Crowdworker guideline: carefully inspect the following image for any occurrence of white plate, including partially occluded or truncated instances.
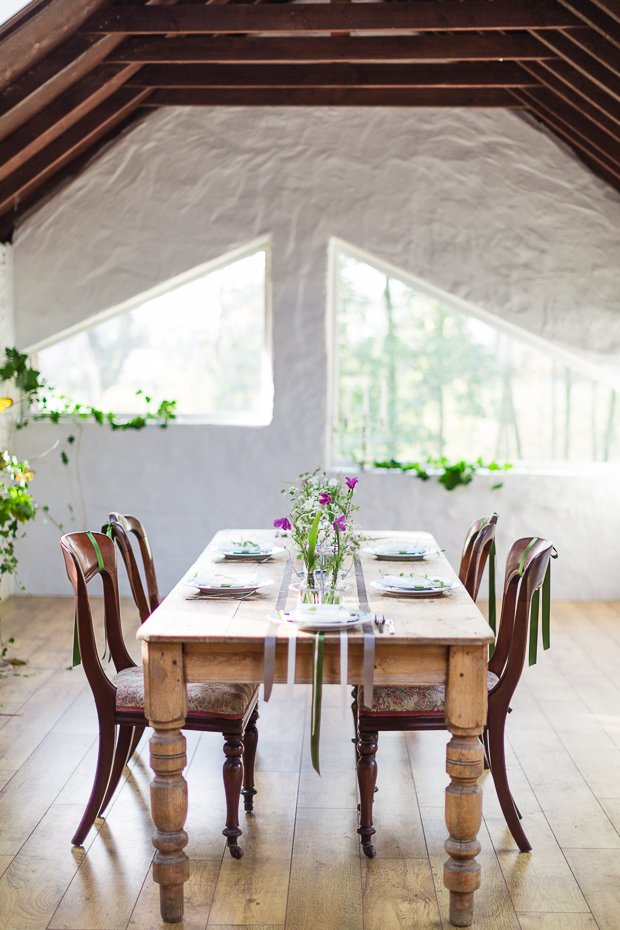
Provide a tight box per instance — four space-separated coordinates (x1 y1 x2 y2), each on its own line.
220 545 285 560
184 574 274 594
370 577 459 598
364 545 437 561
267 609 370 631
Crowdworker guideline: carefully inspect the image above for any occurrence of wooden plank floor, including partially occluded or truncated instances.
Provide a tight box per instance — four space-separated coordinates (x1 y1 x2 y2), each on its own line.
0 596 619 929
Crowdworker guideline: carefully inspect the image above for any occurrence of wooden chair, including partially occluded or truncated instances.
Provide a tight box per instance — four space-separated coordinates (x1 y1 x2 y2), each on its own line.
355 536 554 858
459 513 498 600
107 512 159 622
61 531 260 857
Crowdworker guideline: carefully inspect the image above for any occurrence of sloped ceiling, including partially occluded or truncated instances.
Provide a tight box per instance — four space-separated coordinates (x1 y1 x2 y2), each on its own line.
1 0 620 241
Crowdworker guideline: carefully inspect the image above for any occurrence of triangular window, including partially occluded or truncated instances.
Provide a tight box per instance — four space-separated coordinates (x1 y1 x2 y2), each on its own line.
328 239 620 465
32 240 272 426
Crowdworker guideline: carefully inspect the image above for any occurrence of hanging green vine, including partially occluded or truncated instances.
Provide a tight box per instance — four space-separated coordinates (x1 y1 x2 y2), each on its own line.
367 456 512 491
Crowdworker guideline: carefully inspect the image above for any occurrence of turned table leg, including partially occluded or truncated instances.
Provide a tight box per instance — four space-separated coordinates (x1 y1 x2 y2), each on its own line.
443 645 487 928
143 642 190 923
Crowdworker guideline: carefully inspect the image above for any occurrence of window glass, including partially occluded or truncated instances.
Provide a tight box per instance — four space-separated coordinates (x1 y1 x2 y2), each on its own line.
333 248 618 464
36 247 271 425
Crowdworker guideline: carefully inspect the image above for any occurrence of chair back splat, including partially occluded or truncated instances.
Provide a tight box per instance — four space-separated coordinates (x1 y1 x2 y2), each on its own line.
459 513 498 602
61 532 135 698
107 512 160 622
489 536 554 705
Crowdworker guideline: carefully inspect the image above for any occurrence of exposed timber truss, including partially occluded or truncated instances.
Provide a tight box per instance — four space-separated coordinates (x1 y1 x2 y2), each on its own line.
1 0 620 239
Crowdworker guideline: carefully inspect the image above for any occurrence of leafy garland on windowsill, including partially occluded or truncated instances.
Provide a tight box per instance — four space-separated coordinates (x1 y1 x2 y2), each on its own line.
0 347 177 671
363 456 513 491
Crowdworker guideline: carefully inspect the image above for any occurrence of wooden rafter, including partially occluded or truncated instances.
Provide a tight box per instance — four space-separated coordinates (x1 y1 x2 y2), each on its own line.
109 34 553 64
143 87 522 106
557 0 620 46
522 60 620 136
0 87 151 218
587 0 620 25
0 107 148 242
0 64 141 183
0 0 619 241
0 0 114 92
534 58 620 124
562 24 620 76
79 1 584 34
512 87 620 182
127 62 538 89
532 29 620 100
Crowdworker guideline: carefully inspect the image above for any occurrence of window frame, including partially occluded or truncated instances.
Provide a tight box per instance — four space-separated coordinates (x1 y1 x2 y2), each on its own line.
26 237 274 427
325 236 620 469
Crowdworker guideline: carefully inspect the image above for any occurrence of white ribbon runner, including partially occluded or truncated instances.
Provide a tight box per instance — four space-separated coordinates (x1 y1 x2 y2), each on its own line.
340 630 348 718
287 625 297 703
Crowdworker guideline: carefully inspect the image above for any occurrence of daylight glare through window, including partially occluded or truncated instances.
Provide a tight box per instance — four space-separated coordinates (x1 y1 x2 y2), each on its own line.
35 243 272 426
330 242 620 467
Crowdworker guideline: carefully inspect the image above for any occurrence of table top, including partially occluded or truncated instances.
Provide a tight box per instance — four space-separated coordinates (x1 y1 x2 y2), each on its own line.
137 529 494 647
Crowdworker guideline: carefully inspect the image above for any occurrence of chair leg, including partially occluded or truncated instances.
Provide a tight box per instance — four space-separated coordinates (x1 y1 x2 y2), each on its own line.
488 720 531 852
72 717 117 846
222 731 244 859
241 707 259 813
351 687 359 762
482 727 490 771
357 728 378 859
128 725 145 761
98 725 135 818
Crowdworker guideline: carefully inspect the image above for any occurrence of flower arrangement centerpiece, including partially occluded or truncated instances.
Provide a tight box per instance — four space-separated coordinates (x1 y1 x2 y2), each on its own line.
274 470 363 603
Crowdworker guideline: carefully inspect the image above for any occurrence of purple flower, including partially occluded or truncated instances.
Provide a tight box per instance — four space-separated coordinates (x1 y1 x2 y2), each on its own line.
273 517 292 531
345 477 359 490
319 492 332 506
333 515 346 532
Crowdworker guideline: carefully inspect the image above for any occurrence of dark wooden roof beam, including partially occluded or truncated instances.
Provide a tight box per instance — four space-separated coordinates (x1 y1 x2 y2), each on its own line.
587 0 620 26
557 0 620 46
0 0 116 92
80 1 584 35
0 86 150 217
520 62 620 139
533 29 620 100
0 64 141 183
0 34 125 143
560 25 620 76
128 62 538 88
524 59 620 130
513 87 620 177
144 87 524 106
110 34 554 64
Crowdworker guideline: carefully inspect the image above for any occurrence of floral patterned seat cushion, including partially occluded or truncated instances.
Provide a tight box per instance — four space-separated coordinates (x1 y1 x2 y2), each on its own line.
359 671 499 716
112 666 258 720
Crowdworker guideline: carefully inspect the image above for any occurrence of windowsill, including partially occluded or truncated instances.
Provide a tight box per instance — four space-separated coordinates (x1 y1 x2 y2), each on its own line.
330 461 620 479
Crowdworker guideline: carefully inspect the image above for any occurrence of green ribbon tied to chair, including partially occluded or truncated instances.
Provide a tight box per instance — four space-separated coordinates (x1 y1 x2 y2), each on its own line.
72 531 111 668
488 538 497 654
516 537 558 667
310 631 325 775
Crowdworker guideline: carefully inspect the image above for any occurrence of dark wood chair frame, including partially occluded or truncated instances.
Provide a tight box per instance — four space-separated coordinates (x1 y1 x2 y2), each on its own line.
356 535 554 858
107 512 160 622
61 531 259 856
351 515 498 760
459 513 498 601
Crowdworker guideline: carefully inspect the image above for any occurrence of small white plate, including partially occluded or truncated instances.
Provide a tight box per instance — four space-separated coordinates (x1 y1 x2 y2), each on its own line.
219 545 285 560
184 574 274 595
370 577 459 598
363 545 437 561
267 609 370 631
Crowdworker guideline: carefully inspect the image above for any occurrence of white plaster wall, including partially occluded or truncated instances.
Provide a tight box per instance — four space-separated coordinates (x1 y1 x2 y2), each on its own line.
9 106 620 598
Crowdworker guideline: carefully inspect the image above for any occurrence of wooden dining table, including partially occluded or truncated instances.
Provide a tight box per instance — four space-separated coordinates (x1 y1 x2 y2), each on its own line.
137 528 494 928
